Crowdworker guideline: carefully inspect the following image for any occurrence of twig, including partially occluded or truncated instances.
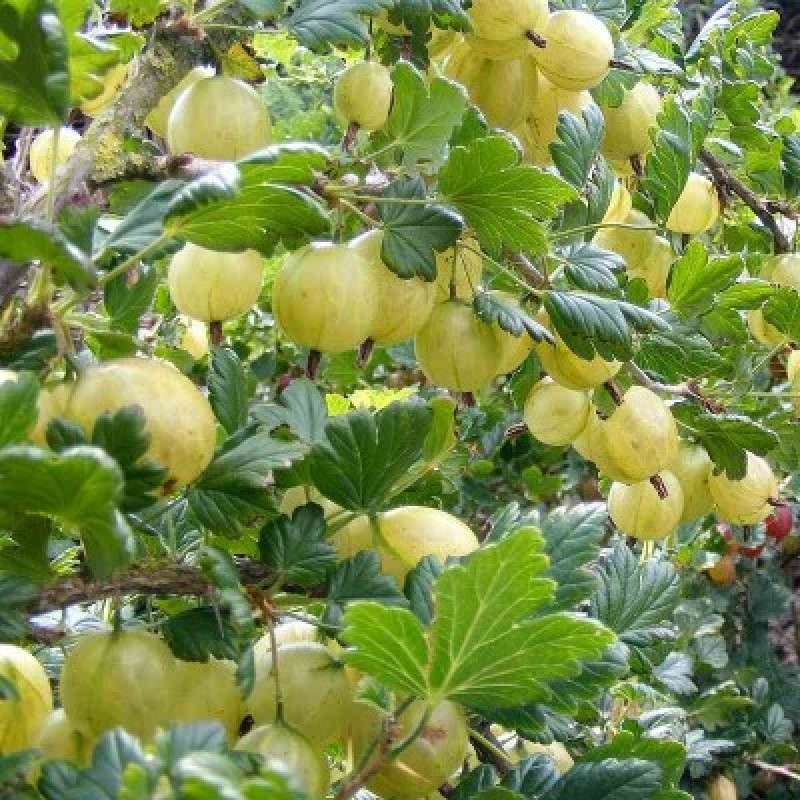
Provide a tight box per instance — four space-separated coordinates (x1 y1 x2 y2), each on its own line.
28 558 274 616
469 726 513 776
749 759 800 783
625 363 724 413
700 147 792 254
508 251 548 290
334 719 397 800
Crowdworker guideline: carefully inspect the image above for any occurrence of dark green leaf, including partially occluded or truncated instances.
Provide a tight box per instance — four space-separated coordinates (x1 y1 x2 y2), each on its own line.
286 0 390 50
369 62 467 166
0 219 94 289
188 432 307 534
550 758 664 800
473 292 552 343
324 550 409 627
162 608 240 662
641 97 692 221
543 291 668 361
551 104 605 189
404 555 444 625
101 180 184 255
590 543 680 649
309 402 433 512
258 503 337 587
653 651 696 694
557 243 624 293
440 136 577 256
378 177 462 280
91 406 167 511
0 0 69 125
0 372 38 448
208 348 249 435
581 731 686 786
541 503 606 612
165 146 331 255
503 755 562 795
635 331 725 382
0 575 39 640
670 404 778 479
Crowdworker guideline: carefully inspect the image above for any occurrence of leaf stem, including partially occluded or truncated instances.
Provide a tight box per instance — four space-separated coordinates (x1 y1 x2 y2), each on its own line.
551 222 661 240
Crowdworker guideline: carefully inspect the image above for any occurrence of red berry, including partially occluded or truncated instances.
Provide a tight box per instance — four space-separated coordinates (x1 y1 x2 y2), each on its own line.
739 542 765 559
765 504 793 541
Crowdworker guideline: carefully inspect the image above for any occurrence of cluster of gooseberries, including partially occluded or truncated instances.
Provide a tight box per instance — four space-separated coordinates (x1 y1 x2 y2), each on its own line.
1 619 494 799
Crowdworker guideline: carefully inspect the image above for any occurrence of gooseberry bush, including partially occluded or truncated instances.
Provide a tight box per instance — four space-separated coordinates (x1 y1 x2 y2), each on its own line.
1 0 800 798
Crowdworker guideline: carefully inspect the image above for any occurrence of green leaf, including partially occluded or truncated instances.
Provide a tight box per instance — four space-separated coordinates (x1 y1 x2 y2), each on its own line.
550 759 664 800
188 433 307 534
503 755 562 795
641 97 692 221
324 550 409 627
590 543 680 649
103 265 157 334
254 379 328 445
551 104 605 189
91 407 167 511
343 529 614 709
549 0 626 23
370 63 467 166
440 136 577 256
582 732 686 786
670 404 778 480
541 503 606 612
165 146 331 256
258 503 337 587
0 575 39 640
161 608 239 662
0 0 69 125
667 243 742 318
309 402 433 512
378 177 462 280
389 0 471 31
101 180 184 255
0 219 94 289
285 0 390 50
422 396 458 464
44 729 148 800
557 243 624 293
473 292 552 343
109 0 165 26
0 372 38 447
543 291 668 361
404 555 444 625
208 348 249 436
0 445 134 578
635 331 725 382
653 651 696 694
592 70 638 109
762 287 800 341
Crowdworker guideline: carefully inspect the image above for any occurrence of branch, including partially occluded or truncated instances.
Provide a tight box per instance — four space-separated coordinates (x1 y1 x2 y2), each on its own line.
508 251 548 290
749 759 800 783
699 147 792 254
28 558 273 616
625 363 725 413
334 719 397 800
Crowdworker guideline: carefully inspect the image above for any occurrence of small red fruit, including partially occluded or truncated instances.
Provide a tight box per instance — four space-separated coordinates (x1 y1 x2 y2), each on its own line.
739 542 765 559
765 504 793 541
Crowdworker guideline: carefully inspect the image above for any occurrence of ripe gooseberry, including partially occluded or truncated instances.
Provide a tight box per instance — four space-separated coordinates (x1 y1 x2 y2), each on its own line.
333 62 393 131
607 471 684 540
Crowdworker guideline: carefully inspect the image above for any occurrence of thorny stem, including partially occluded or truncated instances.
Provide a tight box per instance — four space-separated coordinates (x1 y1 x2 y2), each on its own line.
700 146 792 254
469 727 513 775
